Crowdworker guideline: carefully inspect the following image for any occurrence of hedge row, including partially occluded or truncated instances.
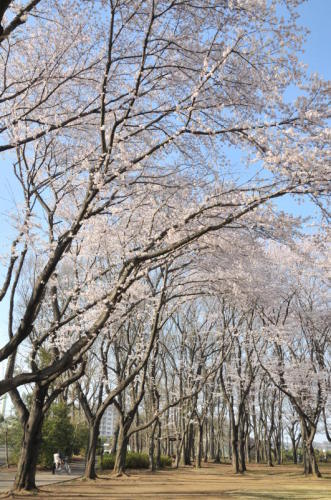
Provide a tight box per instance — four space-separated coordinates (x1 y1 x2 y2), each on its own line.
100 452 172 470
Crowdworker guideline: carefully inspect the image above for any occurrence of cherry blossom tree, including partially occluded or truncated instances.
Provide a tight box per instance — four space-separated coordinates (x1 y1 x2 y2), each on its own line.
1 0 329 383
255 239 330 477
0 1 329 492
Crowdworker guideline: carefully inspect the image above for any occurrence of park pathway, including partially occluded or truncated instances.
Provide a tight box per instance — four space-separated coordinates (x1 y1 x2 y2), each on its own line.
0 460 84 492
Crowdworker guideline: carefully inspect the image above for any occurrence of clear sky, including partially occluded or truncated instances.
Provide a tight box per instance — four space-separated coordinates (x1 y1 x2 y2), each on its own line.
0 0 330 407
299 0 331 79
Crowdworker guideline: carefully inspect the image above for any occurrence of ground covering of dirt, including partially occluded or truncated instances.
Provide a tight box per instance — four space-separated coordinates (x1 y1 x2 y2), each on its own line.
4 463 331 499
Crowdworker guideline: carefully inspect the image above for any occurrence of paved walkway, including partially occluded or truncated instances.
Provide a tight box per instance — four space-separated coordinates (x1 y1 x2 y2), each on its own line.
0 447 7 467
0 461 84 491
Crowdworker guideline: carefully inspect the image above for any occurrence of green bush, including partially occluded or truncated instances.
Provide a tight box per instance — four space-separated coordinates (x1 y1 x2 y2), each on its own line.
159 455 172 468
100 451 149 470
101 453 115 469
126 451 149 469
100 452 172 470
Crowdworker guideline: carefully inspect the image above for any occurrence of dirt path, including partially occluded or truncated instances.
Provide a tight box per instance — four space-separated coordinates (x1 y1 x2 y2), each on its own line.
2 463 330 499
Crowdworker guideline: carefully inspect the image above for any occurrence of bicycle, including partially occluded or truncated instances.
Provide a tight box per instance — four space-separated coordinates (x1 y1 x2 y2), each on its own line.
62 457 71 474
54 457 71 474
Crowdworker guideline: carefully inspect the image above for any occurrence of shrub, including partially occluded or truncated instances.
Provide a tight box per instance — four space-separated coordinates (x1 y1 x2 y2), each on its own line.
99 451 172 470
100 453 115 470
100 451 149 470
159 455 172 468
126 451 149 469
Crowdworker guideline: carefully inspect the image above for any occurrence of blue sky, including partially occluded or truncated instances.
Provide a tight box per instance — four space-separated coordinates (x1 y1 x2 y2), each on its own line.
299 0 331 79
0 0 330 388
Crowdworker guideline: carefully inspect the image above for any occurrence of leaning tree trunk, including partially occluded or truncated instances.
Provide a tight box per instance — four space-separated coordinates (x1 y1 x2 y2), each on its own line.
14 387 46 491
84 418 101 480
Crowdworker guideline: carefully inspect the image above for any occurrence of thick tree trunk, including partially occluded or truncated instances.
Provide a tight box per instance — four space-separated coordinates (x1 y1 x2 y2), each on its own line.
204 419 208 463
149 421 157 471
195 423 203 468
255 439 261 464
228 409 232 462
110 422 120 455
14 387 46 491
232 423 240 473
300 420 321 477
302 442 311 474
210 412 215 460
175 435 183 468
188 421 194 463
84 418 100 479
156 419 162 469
290 435 298 464
113 423 130 475
274 431 281 465
239 424 246 472
252 403 260 463
307 441 321 478
267 436 274 467
135 412 141 453
182 422 193 465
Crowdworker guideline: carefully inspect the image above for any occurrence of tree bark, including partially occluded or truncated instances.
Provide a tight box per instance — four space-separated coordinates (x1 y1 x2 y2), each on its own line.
232 422 240 473
239 422 246 472
110 422 120 455
300 420 321 477
14 388 46 491
149 420 158 471
307 441 321 478
156 419 162 468
113 421 130 475
182 422 193 465
210 410 215 460
290 434 298 464
266 436 274 467
195 423 203 468
84 418 100 479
